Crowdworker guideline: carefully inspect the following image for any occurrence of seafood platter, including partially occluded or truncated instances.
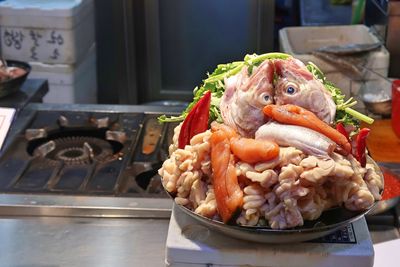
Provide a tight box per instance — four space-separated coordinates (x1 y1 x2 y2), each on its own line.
157 52 384 247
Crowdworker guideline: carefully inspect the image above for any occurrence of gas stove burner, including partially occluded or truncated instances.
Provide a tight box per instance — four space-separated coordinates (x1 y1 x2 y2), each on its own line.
55 144 93 165
33 136 115 165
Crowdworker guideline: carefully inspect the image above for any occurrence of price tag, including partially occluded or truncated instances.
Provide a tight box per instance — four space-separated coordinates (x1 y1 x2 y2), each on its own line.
0 107 16 150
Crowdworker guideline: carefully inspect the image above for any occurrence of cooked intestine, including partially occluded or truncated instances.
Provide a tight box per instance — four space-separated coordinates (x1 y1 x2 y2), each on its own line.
194 185 218 218
264 198 304 229
236 162 278 189
236 184 267 226
159 130 212 208
253 147 304 171
188 179 207 209
324 155 376 211
169 122 182 155
159 124 383 229
344 156 375 210
364 163 383 201
298 153 358 186
297 185 330 220
275 164 308 199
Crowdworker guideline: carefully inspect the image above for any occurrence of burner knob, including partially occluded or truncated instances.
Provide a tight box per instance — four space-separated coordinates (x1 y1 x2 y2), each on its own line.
25 129 47 140
106 130 127 143
58 116 69 127
94 117 110 128
33 141 56 157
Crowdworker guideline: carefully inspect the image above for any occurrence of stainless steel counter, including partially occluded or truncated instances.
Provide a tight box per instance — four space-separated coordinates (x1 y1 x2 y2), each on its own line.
0 216 169 267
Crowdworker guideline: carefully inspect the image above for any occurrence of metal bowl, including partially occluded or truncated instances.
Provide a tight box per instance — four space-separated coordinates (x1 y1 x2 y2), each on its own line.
360 79 392 116
163 156 383 243
363 99 392 116
368 197 399 215
368 163 400 215
0 60 31 98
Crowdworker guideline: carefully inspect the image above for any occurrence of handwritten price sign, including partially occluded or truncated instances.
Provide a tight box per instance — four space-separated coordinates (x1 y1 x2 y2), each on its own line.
1 27 72 63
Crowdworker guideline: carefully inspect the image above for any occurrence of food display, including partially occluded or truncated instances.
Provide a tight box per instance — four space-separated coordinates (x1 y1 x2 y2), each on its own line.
158 53 383 230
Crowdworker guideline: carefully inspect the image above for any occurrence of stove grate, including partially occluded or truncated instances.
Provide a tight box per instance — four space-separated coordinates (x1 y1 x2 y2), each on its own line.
0 110 174 197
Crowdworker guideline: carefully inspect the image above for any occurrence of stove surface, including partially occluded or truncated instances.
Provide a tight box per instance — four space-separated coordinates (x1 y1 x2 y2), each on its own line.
0 103 180 197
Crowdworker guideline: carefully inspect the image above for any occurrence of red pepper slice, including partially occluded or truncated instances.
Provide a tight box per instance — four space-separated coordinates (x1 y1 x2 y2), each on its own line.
190 91 212 138
178 91 211 149
178 113 194 149
355 128 370 167
336 122 350 142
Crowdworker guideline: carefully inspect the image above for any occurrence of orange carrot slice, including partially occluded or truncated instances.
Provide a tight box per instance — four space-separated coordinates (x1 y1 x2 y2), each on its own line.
231 137 279 164
263 104 351 154
211 121 238 139
211 128 243 224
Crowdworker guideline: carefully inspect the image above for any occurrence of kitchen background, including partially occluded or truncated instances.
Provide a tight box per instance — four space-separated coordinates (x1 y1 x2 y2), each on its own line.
0 1 399 266
0 0 398 107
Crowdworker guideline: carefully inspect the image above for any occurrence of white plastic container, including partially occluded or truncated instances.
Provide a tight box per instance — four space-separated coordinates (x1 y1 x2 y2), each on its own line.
0 0 94 64
279 25 390 110
28 44 97 104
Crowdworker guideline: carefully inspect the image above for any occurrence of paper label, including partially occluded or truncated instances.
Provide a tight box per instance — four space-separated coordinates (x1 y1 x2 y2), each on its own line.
0 107 16 150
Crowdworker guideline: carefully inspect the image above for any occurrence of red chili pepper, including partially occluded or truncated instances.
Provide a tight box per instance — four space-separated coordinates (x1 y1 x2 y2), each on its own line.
336 122 350 142
178 91 211 149
355 128 370 167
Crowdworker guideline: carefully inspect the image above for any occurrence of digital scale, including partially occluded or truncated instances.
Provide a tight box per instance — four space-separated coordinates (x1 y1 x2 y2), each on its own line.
165 204 374 267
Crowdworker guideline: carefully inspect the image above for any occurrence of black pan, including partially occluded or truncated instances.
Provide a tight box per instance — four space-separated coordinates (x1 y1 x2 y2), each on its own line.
0 60 31 98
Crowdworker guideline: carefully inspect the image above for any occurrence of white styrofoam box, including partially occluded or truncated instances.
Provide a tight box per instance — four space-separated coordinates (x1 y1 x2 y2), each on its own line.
0 0 94 64
279 25 390 110
28 44 97 104
374 239 400 267
166 204 374 267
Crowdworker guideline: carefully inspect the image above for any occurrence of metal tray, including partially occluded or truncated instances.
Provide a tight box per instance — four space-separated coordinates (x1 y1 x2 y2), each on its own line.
163 156 383 243
368 162 400 215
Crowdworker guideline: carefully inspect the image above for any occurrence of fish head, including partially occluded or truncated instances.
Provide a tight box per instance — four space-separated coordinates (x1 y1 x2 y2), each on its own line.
241 59 275 109
220 60 275 137
274 58 336 124
274 58 314 104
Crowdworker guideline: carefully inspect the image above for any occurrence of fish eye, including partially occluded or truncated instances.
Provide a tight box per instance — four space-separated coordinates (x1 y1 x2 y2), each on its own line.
260 93 272 104
286 86 296 95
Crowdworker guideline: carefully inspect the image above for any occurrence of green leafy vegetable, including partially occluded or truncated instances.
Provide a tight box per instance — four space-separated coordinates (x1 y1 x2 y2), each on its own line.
158 52 292 123
306 62 374 126
158 53 374 131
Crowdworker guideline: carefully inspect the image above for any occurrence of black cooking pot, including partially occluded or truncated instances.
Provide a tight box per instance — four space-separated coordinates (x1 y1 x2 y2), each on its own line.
0 60 31 98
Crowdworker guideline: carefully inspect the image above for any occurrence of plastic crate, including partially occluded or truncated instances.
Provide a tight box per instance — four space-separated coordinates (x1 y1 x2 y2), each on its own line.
279 25 390 110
